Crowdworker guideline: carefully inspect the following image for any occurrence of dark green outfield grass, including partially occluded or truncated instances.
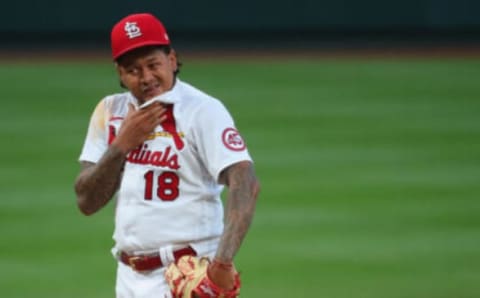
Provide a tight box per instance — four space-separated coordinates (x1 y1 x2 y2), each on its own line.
0 55 479 297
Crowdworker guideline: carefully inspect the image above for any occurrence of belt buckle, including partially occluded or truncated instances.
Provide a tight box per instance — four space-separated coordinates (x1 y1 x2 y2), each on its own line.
128 256 143 271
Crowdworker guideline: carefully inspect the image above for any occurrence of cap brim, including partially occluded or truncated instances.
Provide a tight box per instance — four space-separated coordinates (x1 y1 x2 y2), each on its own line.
113 40 170 60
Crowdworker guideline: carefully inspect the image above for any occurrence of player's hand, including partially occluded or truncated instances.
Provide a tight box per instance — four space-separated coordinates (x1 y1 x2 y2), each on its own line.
112 102 167 154
207 259 238 290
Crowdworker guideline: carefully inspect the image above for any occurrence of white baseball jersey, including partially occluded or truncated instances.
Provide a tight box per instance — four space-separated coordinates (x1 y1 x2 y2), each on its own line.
79 79 252 255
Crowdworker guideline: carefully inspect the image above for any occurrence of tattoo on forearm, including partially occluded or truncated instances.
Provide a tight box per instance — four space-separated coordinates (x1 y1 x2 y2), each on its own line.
75 145 126 214
216 162 259 262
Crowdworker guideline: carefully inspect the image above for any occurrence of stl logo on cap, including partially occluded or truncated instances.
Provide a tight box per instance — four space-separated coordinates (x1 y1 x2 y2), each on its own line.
124 22 142 39
111 13 171 60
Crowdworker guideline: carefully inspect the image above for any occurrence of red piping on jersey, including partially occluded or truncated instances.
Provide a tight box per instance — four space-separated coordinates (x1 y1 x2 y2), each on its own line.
107 107 184 150
108 125 116 145
161 105 184 150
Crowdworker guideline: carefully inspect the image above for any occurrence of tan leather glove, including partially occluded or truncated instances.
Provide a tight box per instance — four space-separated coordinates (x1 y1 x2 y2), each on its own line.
165 255 241 298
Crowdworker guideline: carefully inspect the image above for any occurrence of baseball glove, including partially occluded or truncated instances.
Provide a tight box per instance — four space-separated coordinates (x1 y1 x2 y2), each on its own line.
165 255 241 298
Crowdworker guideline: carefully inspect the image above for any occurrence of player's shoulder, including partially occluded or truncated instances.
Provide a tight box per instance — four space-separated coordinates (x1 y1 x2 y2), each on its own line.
101 92 132 115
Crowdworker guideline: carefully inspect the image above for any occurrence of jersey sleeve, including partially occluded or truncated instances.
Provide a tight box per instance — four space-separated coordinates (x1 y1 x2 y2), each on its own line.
78 99 109 163
191 99 252 182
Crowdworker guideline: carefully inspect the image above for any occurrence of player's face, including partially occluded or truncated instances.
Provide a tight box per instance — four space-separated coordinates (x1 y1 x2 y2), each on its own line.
116 48 178 103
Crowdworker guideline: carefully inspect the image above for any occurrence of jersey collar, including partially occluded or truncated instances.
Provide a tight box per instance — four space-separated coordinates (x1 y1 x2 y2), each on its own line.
130 78 182 108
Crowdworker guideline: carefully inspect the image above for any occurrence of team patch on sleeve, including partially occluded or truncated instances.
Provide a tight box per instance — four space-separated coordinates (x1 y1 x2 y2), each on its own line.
222 127 246 151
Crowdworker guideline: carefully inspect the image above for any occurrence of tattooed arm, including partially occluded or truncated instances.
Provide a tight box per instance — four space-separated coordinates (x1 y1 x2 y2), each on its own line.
74 145 126 215
207 160 260 288
74 102 167 216
216 160 260 262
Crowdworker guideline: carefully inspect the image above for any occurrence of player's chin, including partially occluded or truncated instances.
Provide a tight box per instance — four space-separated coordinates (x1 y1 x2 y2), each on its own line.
142 88 164 101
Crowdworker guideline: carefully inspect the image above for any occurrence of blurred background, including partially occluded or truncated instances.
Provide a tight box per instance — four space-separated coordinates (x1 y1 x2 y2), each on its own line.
2 0 480 54
1 1 479 298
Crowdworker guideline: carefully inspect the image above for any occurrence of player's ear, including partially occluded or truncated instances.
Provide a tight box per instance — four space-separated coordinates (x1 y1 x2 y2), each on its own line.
115 63 127 89
169 49 178 72
115 62 122 76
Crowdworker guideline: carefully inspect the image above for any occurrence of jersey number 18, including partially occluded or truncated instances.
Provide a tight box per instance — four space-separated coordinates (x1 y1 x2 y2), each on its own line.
143 171 179 201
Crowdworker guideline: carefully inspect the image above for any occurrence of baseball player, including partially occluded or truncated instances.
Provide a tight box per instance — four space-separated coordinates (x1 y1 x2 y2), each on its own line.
74 13 260 298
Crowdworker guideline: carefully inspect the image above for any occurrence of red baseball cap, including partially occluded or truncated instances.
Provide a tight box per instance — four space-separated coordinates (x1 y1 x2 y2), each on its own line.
111 13 170 60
